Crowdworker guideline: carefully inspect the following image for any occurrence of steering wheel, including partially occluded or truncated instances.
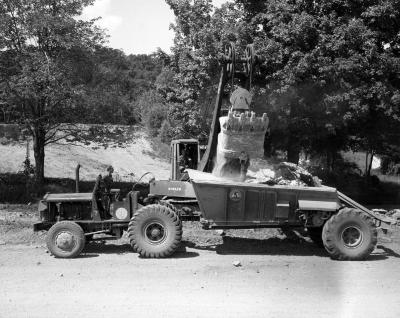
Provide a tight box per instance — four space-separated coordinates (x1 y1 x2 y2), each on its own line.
132 172 156 191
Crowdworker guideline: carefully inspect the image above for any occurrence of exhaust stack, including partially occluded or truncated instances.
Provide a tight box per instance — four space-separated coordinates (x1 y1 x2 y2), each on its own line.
75 163 81 193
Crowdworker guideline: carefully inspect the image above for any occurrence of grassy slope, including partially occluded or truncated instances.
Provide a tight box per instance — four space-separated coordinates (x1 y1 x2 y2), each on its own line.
0 128 170 181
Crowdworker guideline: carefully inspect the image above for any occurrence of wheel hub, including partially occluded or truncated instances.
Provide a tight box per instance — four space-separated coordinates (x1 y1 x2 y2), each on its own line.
55 231 76 251
341 226 363 248
144 222 166 244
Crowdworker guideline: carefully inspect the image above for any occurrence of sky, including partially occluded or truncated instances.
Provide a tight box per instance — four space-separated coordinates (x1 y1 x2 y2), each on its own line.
81 0 231 55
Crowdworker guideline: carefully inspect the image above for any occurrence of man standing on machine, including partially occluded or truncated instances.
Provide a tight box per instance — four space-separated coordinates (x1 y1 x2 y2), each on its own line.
230 74 253 112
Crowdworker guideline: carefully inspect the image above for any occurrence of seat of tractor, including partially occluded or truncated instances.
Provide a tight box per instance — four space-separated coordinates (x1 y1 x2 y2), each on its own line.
44 192 93 202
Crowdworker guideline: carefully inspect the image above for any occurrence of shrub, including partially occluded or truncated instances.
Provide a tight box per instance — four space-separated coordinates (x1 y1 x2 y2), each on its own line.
135 90 168 136
0 173 32 203
159 120 173 143
143 104 167 136
0 173 137 204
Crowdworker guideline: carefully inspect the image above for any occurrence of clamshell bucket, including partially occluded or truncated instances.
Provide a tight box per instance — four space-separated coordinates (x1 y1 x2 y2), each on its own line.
213 111 269 179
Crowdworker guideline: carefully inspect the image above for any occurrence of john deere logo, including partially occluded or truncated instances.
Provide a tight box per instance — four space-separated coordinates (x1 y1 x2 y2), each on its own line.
229 189 242 201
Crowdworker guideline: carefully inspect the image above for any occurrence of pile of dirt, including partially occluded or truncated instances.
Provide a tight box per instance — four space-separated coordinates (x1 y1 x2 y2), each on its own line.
385 209 400 220
0 204 45 245
246 161 322 187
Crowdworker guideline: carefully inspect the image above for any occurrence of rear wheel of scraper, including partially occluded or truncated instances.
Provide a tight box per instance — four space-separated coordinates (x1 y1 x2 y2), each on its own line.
322 208 377 260
307 227 324 248
46 221 86 258
128 204 182 258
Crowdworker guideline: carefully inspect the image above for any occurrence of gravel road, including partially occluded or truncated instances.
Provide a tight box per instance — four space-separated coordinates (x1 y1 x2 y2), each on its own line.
1 239 400 318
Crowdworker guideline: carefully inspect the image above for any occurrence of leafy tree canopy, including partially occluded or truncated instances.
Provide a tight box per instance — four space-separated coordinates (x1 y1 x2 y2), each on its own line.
0 0 105 184
164 0 400 173
0 0 163 184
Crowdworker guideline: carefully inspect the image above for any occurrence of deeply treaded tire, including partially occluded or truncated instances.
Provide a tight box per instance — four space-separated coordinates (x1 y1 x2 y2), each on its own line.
307 227 324 248
128 204 182 258
46 221 86 258
322 208 377 260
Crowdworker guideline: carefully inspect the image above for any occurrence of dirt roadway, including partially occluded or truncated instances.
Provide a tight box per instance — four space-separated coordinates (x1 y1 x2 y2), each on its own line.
1 240 400 318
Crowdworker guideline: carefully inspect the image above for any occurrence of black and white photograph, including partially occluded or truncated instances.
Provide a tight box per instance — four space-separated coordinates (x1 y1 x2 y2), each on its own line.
1 0 400 317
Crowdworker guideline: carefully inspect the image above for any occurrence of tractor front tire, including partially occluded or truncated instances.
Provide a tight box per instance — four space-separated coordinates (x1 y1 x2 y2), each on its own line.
322 208 377 260
128 204 182 258
46 221 86 258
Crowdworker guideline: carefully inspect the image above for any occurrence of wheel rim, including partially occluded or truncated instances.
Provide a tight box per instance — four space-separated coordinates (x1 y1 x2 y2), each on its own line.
341 226 363 248
144 222 166 244
55 231 76 252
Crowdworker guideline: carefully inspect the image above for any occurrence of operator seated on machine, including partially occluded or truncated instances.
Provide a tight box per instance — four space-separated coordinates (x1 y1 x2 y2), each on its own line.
178 146 194 181
230 74 253 112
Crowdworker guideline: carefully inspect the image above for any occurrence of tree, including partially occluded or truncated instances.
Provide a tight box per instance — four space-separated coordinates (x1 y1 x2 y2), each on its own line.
240 0 400 169
136 89 168 136
78 49 162 125
163 0 247 141
165 0 400 170
0 0 105 185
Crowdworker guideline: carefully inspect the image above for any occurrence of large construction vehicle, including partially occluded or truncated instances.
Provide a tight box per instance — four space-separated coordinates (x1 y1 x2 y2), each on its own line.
34 44 399 260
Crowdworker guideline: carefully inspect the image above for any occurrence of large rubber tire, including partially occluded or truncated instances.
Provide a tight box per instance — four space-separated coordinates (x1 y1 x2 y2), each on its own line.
307 227 324 248
46 221 86 258
128 204 182 258
322 208 377 260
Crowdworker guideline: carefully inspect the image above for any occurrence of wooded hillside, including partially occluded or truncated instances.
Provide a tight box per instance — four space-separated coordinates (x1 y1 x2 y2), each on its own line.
1 0 399 188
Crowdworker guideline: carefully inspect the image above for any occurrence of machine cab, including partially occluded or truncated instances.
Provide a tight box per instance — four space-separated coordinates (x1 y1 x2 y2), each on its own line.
170 139 201 180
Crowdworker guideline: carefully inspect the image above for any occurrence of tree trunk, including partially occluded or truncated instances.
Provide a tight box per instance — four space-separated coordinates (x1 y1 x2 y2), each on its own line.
326 149 337 172
326 151 332 172
287 102 300 164
287 133 300 164
365 151 374 179
263 130 271 158
33 125 46 186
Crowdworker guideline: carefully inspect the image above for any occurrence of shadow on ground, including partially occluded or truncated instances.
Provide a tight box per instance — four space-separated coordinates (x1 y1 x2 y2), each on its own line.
183 236 398 261
78 236 398 261
81 241 199 258
183 236 329 257
82 242 132 256
377 244 400 258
